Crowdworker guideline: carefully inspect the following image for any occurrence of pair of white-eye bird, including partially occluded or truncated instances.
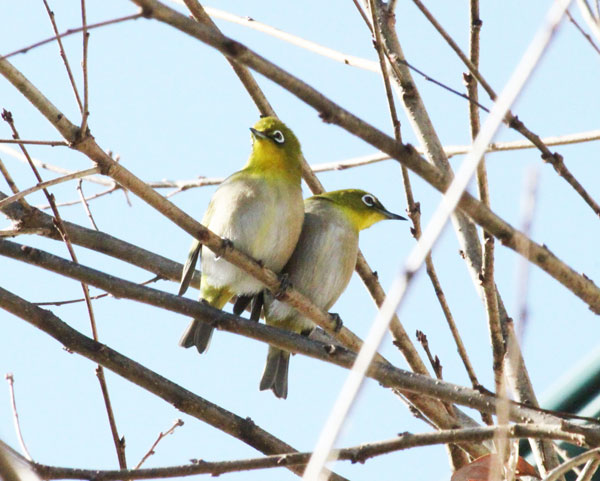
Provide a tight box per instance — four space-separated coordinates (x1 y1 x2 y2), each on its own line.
178 117 405 399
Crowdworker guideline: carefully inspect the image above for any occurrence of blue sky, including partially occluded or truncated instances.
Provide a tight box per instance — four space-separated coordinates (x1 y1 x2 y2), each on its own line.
1 1 600 480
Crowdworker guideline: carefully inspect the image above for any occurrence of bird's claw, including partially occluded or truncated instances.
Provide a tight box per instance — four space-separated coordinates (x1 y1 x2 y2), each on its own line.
329 312 343 332
274 273 291 300
215 238 233 260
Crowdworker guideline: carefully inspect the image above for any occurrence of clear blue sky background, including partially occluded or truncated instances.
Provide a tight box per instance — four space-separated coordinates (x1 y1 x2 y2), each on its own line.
1 1 600 480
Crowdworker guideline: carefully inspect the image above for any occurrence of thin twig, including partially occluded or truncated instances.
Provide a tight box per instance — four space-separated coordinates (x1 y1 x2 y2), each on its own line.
567 10 600 54
553 443 583 476
515 168 540 340
366 0 402 143
577 0 600 44
80 0 90 134
0 139 68 146
5 374 32 461
0 157 31 212
415 331 442 379
76 179 99 230
38 185 120 209
0 167 100 210
351 0 373 33
575 458 600 481
134 419 184 470
35 276 162 306
42 0 83 113
544 448 600 481
0 145 112 186
2 14 143 59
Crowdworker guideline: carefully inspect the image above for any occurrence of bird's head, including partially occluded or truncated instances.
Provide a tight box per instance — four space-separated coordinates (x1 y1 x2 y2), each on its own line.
313 189 407 231
248 117 302 179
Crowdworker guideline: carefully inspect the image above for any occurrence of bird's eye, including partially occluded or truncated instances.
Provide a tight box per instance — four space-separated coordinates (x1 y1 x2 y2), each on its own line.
362 194 375 207
271 130 285 144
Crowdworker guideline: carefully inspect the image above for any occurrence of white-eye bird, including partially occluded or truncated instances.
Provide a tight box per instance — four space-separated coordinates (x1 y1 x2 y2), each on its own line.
260 189 406 399
178 117 305 353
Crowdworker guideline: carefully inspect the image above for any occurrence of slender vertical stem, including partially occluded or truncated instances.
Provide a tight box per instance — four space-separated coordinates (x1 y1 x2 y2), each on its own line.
80 0 90 134
42 0 83 113
5 374 32 461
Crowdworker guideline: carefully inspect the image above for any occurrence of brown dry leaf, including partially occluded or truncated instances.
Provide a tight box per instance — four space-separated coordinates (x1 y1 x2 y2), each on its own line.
450 454 539 481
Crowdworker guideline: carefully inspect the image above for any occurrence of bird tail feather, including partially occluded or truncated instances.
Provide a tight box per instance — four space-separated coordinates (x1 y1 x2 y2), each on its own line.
179 320 214 354
260 346 290 399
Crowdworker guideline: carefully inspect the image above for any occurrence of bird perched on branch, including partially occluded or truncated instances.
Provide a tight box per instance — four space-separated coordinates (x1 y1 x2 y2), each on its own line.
260 189 406 399
178 117 304 353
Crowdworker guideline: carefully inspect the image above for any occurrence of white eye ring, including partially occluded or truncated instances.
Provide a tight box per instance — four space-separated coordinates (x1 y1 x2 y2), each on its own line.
362 194 375 207
271 130 285 144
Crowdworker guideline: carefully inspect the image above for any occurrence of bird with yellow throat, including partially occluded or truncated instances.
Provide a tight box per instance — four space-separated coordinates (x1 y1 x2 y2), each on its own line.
260 189 406 398
178 117 304 353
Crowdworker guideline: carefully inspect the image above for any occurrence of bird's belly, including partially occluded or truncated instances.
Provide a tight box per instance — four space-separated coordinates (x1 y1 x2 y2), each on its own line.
202 187 303 295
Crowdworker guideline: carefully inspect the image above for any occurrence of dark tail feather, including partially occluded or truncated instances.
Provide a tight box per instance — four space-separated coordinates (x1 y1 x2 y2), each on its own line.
179 319 214 354
178 240 202 296
260 346 290 399
233 295 252 315
250 292 264 321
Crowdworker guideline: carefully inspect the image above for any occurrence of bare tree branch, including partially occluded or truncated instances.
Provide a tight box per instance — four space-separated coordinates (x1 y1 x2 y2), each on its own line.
134 419 184 470
42 0 83 113
0 168 99 210
2 14 143 59
29 425 587 480
4 374 32 461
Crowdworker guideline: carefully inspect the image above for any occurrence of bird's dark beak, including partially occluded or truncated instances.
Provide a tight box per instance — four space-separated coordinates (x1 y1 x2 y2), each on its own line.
380 208 407 221
250 127 268 140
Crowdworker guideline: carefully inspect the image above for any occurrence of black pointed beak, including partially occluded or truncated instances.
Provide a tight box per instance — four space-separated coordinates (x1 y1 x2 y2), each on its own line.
380 208 407 221
250 127 268 140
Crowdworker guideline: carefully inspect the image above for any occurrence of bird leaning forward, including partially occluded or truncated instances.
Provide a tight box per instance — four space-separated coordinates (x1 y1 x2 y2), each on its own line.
178 117 305 354
260 189 406 399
